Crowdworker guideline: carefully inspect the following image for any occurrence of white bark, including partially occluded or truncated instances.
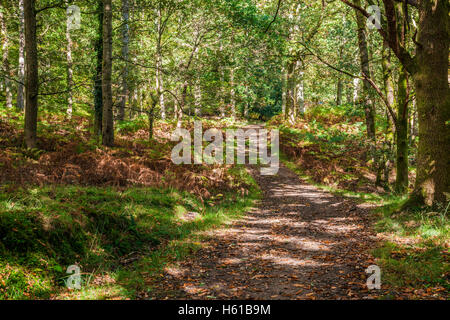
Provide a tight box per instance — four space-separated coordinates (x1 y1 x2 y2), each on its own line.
119 0 129 120
194 80 201 116
0 4 12 108
155 7 165 119
65 1 73 117
17 0 25 111
352 77 360 103
296 72 305 115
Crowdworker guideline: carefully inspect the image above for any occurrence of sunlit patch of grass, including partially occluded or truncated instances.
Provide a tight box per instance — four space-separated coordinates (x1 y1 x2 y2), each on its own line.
375 199 449 242
372 242 449 291
281 153 400 204
372 199 449 295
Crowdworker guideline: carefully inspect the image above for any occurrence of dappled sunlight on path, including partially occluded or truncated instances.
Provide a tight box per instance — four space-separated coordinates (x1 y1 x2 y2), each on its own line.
149 163 379 299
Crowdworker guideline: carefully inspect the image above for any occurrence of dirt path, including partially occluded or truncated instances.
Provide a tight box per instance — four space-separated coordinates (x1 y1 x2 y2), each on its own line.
149 159 381 299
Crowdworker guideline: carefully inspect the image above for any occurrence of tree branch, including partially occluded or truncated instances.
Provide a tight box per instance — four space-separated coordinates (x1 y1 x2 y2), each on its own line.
264 0 282 33
36 0 65 14
300 42 398 126
339 0 417 74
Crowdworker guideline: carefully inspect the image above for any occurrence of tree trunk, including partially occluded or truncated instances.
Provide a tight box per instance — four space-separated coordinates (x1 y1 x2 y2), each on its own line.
392 2 410 193
219 69 225 117
412 0 449 205
101 0 114 146
218 41 225 118
381 39 395 135
381 40 395 109
65 1 74 118
395 66 409 193
336 78 343 106
353 0 376 141
295 60 305 115
230 66 236 120
286 60 296 124
194 79 201 116
410 100 417 145
94 0 103 136
118 0 129 121
281 66 287 116
129 88 137 120
178 80 187 125
24 0 38 149
352 77 359 104
155 7 165 120
0 2 12 108
243 81 249 118
17 0 25 111
345 81 352 104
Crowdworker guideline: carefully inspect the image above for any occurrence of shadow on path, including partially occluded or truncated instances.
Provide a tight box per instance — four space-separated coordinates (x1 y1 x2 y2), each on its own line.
148 162 379 299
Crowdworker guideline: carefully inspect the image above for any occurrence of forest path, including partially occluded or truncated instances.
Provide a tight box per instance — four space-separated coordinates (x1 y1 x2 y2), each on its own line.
148 125 379 300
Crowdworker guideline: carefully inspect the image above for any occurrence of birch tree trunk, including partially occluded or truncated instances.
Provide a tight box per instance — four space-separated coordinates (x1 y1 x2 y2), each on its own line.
0 2 12 108
218 41 225 117
220 69 225 117
155 7 165 119
285 60 296 124
352 77 359 104
281 66 286 116
65 2 74 118
118 0 129 121
295 60 305 115
194 79 201 116
17 0 25 111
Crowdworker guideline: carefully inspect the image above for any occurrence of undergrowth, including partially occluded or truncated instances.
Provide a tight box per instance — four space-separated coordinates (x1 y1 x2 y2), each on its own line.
0 165 259 299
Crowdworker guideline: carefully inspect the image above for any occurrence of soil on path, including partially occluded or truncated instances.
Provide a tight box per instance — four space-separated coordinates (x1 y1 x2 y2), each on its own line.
148 161 381 299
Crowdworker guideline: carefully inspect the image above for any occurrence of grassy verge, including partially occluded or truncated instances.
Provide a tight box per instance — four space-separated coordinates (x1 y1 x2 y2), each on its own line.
372 199 449 298
280 145 449 299
281 153 398 203
0 165 260 300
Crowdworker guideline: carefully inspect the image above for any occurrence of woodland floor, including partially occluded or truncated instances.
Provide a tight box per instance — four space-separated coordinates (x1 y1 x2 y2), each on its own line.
148 126 382 300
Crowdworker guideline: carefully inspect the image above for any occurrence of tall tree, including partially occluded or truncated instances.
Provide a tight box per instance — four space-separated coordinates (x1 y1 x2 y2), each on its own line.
393 1 410 193
17 0 25 111
118 0 129 121
342 0 449 205
0 1 12 108
94 0 103 136
412 0 449 205
353 0 376 141
65 2 74 118
24 0 38 149
155 4 166 120
101 0 113 146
